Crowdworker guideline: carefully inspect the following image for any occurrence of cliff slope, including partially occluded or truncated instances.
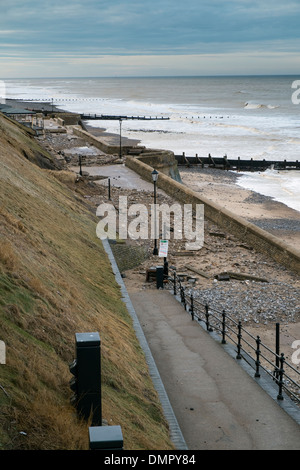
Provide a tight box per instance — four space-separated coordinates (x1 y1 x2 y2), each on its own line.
0 114 172 450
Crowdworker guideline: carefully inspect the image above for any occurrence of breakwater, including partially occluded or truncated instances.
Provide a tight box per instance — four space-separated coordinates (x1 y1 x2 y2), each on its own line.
176 153 300 171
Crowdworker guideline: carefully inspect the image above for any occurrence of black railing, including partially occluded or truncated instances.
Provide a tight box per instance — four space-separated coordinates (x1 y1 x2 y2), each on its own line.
167 268 300 405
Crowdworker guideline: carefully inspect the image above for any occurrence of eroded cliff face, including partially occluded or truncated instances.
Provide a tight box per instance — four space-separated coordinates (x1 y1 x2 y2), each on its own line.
0 113 58 169
0 114 173 450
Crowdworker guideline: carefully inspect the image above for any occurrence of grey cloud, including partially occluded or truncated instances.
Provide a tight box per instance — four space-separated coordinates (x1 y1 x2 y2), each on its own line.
0 0 299 59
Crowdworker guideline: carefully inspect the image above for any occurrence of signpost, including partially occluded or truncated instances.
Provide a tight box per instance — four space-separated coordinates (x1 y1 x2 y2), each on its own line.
159 240 168 258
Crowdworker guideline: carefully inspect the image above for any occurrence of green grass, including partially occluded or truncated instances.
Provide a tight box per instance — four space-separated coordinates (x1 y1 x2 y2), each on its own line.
0 114 173 450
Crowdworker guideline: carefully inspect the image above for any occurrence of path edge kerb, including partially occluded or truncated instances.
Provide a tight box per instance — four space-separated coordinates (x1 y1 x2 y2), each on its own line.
102 238 188 450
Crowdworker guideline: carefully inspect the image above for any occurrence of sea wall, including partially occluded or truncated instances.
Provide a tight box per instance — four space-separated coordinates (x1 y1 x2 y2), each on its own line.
134 149 182 182
73 126 134 155
125 155 300 275
73 126 182 181
55 113 81 126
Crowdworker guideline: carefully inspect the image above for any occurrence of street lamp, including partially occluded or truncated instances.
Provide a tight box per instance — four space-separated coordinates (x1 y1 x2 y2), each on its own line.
152 169 159 255
119 119 122 159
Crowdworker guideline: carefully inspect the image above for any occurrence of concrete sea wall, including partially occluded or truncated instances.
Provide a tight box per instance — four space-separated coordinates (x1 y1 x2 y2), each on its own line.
73 126 182 181
73 126 126 154
134 149 182 182
125 155 300 275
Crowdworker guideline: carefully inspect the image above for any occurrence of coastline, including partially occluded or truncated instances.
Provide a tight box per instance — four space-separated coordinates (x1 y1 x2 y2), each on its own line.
83 122 141 148
3 98 300 250
179 166 300 251
2 87 299 448
84 119 300 249
3 104 299 401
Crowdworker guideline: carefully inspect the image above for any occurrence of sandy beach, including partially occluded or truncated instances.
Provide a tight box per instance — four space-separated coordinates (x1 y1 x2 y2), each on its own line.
179 166 300 250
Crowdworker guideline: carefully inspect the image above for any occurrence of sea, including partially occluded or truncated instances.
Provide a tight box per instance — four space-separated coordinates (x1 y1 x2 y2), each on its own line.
4 75 300 212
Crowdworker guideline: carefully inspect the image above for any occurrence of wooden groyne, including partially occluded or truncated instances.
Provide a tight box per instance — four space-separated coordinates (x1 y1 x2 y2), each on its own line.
176 153 300 171
80 114 170 121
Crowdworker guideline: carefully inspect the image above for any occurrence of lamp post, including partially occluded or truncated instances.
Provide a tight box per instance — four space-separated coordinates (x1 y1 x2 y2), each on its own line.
152 169 159 255
119 119 122 159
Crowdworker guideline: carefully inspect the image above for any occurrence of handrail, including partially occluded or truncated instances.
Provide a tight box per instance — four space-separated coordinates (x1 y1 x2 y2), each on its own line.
166 268 300 404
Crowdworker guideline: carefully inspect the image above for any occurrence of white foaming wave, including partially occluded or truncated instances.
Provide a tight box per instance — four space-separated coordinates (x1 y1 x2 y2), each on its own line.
5 79 299 164
237 169 300 212
244 101 280 110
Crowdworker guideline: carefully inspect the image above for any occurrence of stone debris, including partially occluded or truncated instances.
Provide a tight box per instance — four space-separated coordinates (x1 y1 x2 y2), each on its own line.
188 280 300 326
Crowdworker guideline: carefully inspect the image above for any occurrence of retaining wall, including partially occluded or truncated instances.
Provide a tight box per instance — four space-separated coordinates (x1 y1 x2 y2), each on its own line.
73 126 182 182
136 149 182 182
73 126 133 155
125 155 300 275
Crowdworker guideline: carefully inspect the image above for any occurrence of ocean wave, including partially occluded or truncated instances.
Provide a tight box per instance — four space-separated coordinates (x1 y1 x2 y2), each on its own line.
244 102 279 110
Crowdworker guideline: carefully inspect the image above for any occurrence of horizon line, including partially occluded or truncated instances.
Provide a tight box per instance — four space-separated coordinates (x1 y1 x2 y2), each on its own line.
2 73 299 80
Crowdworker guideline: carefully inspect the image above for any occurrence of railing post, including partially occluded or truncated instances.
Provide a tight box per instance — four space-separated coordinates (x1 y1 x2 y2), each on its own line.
108 178 111 200
179 279 186 310
173 271 177 296
255 336 261 378
221 310 226 344
182 286 186 311
277 353 285 401
274 322 280 381
190 293 194 320
205 304 213 331
236 320 242 359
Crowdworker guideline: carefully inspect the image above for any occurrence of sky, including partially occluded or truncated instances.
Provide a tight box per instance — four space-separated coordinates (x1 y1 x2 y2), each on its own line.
0 0 300 78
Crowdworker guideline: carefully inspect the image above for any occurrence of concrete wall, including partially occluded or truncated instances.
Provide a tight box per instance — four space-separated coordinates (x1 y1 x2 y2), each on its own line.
135 149 182 182
73 126 182 181
54 113 81 126
125 155 300 275
73 126 133 155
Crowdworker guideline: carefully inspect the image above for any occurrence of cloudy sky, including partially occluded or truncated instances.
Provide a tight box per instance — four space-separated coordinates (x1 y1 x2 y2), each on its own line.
0 0 300 78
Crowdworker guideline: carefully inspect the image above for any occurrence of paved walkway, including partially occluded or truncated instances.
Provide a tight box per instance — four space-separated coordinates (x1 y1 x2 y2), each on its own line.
128 288 300 450
98 166 300 450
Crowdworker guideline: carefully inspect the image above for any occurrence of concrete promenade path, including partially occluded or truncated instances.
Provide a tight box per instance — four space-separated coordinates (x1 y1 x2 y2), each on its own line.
127 288 300 450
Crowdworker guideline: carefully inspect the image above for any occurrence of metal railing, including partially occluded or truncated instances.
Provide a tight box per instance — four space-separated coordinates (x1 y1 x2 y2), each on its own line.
167 268 300 405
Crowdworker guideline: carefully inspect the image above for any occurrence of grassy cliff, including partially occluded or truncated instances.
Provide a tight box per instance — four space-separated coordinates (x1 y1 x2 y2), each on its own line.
0 114 173 450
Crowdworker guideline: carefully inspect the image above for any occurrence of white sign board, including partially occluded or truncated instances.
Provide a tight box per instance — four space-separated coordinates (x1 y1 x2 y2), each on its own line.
159 240 168 257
